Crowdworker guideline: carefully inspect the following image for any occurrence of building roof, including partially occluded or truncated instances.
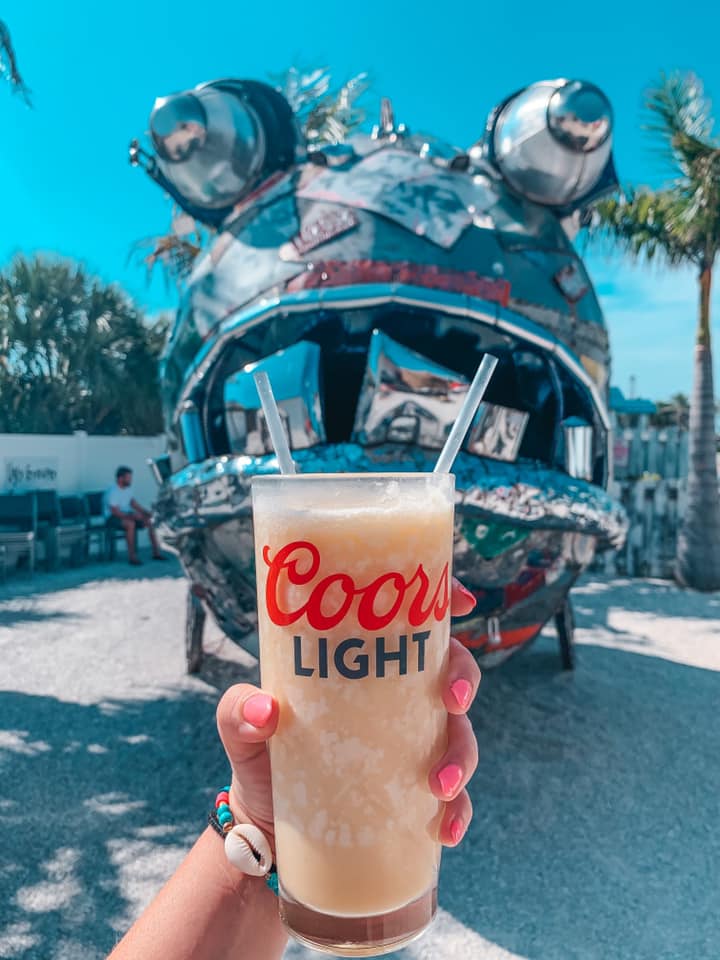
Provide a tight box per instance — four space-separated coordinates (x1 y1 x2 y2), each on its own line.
609 386 656 416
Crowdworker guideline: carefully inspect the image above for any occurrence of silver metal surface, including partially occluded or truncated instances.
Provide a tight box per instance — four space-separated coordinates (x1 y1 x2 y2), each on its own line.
297 149 472 247
353 330 468 448
224 341 324 455
153 442 627 658
493 80 613 207
548 81 612 152
466 403 528 462
179 401 206 464
150 92 208 161
153 87 266 210
148 455 172 485
159 444 626 544
564 418 594 480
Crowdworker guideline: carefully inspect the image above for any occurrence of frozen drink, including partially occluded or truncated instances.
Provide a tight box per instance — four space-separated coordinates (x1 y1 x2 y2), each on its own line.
252 473 455 956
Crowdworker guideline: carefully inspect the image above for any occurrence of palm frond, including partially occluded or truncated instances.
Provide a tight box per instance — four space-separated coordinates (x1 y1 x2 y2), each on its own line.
592 188 700 265
271 65 369 144
0 20 31 106
276 66 331 114
594 71 720 265
129 232 203 289
645 72 718 176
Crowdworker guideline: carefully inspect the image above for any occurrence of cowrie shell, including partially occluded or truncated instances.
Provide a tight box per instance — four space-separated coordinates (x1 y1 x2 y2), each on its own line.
224 823 273 877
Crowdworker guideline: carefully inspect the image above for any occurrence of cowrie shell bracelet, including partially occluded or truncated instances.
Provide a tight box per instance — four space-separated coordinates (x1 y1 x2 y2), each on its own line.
209 785 278 893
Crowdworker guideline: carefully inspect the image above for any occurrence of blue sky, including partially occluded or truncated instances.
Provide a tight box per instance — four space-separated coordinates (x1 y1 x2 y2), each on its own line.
3 0 720 399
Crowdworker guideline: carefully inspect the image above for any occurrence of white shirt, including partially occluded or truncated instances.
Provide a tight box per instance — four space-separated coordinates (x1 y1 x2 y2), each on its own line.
105 483 134 517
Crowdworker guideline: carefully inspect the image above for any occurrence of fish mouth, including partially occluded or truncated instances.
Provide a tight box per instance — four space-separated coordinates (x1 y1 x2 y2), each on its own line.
162 283 611 487
158 281 622 549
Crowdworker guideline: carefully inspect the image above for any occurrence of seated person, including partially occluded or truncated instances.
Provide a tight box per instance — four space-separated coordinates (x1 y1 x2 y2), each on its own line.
105 466 165 566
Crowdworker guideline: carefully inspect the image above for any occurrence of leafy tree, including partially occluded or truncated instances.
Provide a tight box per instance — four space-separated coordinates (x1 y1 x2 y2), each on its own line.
0 255 168 435
652 393 690 429
593 72 720 591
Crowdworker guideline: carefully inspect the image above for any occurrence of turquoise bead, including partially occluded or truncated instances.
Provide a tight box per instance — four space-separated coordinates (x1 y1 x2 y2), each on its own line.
218 809 233 825
217 802 230 814
223 785 231 793
266 872 279 895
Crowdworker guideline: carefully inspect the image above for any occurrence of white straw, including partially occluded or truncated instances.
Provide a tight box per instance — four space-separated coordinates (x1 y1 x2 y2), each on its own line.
434 354 499 474
253 371 297 475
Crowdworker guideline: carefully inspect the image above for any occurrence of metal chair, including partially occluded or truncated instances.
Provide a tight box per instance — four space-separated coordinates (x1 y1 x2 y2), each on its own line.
34 490 86 570
59 495 91 563
0 493 36 575
84 491 117 560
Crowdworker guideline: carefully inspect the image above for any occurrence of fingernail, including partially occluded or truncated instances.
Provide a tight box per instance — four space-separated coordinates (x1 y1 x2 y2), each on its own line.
455 582 477 609
242 694 273 728
437 763 463 798
450 678 473 710
450 817 465 845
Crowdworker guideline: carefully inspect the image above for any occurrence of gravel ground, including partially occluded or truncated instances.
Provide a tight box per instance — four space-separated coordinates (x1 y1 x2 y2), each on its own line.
0 561 718 960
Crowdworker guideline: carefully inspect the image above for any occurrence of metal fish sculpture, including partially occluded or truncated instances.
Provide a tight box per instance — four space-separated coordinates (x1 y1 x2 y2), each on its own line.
131 76 627 670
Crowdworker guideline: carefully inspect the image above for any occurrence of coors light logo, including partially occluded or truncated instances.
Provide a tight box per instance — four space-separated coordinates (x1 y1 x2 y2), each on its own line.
263 540 449 680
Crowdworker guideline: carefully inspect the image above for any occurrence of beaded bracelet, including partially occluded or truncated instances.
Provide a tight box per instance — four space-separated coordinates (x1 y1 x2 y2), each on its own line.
209 785 279 894
213 786 235 834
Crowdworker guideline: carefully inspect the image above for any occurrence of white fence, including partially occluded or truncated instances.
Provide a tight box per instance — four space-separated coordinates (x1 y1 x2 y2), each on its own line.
594 478 686 579
613 427 689 481
0 432 166 508
604 426 720 578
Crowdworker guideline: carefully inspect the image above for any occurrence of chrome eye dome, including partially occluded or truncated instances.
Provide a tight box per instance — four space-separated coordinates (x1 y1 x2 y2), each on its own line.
547 81 612 153
132 78 299 226
489 79 615 208
150 87 266 210
150 93 208 162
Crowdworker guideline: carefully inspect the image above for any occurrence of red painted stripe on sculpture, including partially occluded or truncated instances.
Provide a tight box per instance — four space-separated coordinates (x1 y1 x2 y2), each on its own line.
286 259 511 307
455 623 540 651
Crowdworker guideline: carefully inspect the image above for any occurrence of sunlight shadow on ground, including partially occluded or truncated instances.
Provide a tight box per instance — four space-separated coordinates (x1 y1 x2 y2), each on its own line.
573 577 720 671
0 606 86 628
290 580 720 960
425 584 720 960
0 690 225 959
0 557 183 605
1 575 717 960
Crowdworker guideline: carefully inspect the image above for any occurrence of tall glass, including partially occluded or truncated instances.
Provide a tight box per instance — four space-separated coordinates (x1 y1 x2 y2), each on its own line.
251 472 455 956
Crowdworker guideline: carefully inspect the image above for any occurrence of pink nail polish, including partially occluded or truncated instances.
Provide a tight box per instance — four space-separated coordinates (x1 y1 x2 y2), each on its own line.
450 817 465 845
242 693 273 728
437 762 463 798
450 678 473 710
454 581 477 609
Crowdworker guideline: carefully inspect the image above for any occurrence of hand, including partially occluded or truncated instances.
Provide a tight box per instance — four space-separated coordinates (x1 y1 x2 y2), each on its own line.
216 578 480 851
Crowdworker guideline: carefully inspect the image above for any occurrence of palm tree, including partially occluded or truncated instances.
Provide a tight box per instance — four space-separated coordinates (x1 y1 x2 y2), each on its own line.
0 254 167 435
594 72 720 591
652 392 690 429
